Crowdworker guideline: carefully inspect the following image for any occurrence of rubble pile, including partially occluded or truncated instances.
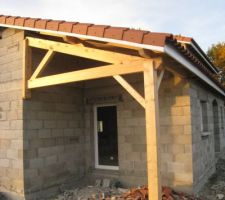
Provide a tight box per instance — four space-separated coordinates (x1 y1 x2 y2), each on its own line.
51 179 203 200
51 179 128 200
162 187 202 200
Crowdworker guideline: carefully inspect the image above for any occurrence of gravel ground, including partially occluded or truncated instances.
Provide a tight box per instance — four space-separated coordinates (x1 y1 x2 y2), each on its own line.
199 158 225 200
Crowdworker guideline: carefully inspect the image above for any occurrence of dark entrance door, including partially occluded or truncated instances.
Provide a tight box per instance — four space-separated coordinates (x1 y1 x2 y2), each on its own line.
97 106 118 167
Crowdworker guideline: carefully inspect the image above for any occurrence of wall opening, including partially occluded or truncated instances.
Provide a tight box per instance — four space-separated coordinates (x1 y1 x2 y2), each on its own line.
212 100 220 153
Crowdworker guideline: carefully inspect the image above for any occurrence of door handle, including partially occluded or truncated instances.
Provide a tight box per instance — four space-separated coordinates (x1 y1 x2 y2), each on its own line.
98 121 103 132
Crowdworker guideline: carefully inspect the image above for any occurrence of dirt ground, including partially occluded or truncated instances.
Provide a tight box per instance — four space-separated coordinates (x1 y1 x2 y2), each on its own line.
2 159 225 200
199 157 225 200
46 157 225 200
49 157 225 200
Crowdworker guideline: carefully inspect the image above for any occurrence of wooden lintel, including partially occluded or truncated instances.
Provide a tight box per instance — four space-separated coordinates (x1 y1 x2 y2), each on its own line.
157 70 165 90
30 50 55 80
144 60 161 200
113 75 145 108
28 61 145 89
27 37 145 65
22 39 32 99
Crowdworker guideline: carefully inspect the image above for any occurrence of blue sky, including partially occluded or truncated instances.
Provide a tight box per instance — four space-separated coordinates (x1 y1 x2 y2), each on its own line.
0 0 224 51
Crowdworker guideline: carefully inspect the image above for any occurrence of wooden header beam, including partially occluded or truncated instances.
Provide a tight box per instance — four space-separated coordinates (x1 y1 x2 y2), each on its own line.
27 37 144 65
28 61 145 89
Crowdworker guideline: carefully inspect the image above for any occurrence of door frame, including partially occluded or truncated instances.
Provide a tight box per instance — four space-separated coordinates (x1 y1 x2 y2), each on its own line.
93 104 119 170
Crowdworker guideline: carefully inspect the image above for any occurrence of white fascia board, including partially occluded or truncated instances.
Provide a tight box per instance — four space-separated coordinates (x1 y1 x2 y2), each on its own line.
176 39 218 74
0 23 164 52
165 44 225 97
189 42 218 74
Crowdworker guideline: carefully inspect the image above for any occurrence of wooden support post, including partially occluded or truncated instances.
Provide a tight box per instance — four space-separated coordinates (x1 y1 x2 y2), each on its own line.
22 39 32 99
144 60 161 200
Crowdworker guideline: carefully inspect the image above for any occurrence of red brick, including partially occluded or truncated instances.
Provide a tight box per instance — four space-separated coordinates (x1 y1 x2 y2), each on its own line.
15 17 29 26
72 23 93 35
0 16 9 24
35 19 51 29
6 16 18 25
59 22 77 33
123 29 148 43
87 25 109 37
143 32 171 47
104 27 128 40
24 18 40 28
46 20 64 31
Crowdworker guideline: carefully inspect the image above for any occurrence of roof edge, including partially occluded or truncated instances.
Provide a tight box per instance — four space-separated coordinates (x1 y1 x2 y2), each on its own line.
0 23 165 53
165 44 225 96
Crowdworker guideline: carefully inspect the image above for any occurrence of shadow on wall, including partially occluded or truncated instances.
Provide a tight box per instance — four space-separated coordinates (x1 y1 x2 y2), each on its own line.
0 191 24 200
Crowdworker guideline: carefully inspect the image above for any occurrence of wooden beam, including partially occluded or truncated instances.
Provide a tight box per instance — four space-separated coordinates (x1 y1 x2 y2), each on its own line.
144 60 161 200
22 39 32 99
30 50 55 80
28 61 145 89
157 70 165 90
113 75 145 108
27 37 144 64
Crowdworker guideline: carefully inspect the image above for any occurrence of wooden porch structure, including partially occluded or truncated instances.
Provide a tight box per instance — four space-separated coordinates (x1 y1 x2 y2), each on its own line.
23 36 165 200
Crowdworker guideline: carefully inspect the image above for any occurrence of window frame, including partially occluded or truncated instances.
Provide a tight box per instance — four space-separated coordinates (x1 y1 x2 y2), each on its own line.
200 100 209 133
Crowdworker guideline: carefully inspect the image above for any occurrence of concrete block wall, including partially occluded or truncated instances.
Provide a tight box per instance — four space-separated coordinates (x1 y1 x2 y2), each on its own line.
190 80 225 193
84 76 147 186
0 29 24 197
23 86 85 199
84 73 193 192
159 74 193 193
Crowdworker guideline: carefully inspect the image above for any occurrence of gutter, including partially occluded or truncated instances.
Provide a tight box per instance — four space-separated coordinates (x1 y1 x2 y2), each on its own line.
176 39 219 74
165 44 225 97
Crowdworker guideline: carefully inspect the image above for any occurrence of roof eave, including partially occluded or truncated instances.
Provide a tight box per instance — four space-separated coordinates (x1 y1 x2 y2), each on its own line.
165 44 225 97
0 23 165 53
176 38 219 74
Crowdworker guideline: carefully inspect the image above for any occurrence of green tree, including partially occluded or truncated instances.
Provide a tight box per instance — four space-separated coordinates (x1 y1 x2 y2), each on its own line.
207 42 225 84
207 42 225 70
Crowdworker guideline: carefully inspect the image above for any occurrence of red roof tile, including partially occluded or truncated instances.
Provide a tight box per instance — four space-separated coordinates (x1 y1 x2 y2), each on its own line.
0 14 223 93
104 27 128 40
87 25 109 37
59 22 77 32
72 23 93 35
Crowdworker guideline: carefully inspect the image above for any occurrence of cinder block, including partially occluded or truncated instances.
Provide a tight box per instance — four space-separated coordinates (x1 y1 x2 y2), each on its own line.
7 149 18 159
44 120 56 129
0 158 10 167
27 120 43 129
45 155 57 166
38 129 52 138
29 158 44 169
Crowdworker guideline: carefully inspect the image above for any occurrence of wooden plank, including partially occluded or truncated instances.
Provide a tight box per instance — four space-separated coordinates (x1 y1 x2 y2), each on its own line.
30 50 55 80
28 61 145 89
144 60 161 200
27 37 144 64
113 75 145 108
22 39 32 99
157 69 165 90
